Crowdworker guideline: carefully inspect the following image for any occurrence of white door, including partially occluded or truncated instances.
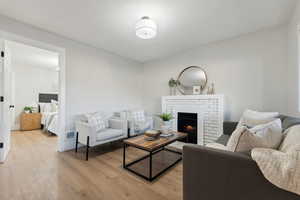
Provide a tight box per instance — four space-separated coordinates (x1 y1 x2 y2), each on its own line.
0 40 12 162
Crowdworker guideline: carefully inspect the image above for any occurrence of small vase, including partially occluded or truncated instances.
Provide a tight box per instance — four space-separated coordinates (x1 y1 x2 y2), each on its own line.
161 121 172 134
169 87 176 96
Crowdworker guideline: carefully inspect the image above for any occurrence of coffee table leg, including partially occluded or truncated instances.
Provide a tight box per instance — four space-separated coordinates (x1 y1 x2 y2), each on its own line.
149 151 152 180
123 143 126 168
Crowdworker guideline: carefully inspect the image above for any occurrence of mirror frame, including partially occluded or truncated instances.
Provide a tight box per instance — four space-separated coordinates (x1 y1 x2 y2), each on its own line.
176 66 208 95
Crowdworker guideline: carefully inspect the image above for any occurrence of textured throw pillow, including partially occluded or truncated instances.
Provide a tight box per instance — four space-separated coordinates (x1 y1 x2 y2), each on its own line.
227 119 282 152
279 125 300 153
131 110 146 122
87 113 108 132
237 109 279 129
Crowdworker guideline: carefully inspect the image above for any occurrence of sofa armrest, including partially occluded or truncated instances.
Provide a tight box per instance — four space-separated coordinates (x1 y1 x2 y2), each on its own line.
183 145 296 200
75 121 97 146
223 121 238 135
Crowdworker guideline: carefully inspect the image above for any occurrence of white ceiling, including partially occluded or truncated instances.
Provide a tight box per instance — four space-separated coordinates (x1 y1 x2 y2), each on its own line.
7 41 59 70
0 0 297 62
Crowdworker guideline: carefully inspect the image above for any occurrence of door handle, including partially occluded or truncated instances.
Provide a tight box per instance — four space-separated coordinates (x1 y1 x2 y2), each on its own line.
9 105 14 108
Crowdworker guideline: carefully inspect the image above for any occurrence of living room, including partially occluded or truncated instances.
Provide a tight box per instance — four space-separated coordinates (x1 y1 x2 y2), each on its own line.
0 0 300 200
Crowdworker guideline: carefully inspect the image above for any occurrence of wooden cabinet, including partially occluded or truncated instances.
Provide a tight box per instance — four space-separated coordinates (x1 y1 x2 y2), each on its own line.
20 113 42 131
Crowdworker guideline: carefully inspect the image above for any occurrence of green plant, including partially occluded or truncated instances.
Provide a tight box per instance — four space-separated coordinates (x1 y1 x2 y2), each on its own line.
157 113 173 121
24 106 33 113
168 78 178 88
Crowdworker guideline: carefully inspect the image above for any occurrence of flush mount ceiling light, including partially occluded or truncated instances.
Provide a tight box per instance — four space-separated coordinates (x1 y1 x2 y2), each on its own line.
135 16 157 39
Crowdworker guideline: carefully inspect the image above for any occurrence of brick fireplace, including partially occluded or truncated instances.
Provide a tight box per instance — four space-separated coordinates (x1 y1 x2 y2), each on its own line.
162 95 224 145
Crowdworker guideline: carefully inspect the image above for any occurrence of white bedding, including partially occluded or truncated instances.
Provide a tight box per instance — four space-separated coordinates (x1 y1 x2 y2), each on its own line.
41 112 58 135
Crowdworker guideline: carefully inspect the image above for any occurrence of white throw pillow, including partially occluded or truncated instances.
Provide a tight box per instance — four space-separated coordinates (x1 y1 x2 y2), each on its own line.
237 109 279 128
227 119 283 152
131 110 146 122
88 113 108 132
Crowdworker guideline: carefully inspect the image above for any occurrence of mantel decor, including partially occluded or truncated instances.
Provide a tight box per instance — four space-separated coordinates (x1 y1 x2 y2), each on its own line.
176 66 208 95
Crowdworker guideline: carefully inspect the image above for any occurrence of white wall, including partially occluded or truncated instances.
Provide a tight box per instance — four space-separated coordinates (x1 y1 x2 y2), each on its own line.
11 62 59 130
287 2 300 117
0 15 143 144
142 25 289 121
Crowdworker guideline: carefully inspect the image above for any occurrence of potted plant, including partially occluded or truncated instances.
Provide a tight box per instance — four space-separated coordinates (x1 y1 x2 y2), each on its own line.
158 113 174 134
24 106 33 114
168 78 178 95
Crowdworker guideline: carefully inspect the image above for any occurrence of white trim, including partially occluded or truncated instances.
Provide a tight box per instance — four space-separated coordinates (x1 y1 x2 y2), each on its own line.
0 30 66 152
297 26 300 112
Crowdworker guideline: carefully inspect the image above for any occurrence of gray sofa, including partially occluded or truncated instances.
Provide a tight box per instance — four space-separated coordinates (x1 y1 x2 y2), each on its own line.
183 115 300 200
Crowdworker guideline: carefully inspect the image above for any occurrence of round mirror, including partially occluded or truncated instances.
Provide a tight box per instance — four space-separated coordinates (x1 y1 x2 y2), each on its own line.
177 66 207 95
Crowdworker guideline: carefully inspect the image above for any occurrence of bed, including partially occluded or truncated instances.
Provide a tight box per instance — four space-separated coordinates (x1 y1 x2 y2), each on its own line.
39 93 59 135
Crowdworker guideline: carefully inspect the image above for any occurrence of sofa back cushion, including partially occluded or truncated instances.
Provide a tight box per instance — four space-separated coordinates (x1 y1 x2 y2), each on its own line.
281 116 300 132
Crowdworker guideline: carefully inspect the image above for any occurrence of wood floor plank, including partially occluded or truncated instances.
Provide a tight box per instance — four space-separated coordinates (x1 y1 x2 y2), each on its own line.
0 130 182 200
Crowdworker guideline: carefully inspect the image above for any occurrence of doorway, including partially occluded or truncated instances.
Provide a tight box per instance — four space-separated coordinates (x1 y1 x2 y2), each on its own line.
0 37 66 162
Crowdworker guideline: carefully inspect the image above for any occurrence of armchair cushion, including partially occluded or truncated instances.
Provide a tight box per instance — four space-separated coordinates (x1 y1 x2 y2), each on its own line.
88 113 108 132
131 110 146 122
96 129 123 142
108 118 123 129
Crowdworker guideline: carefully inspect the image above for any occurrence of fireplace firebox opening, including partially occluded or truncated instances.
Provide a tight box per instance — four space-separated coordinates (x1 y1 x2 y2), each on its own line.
177 112 197 144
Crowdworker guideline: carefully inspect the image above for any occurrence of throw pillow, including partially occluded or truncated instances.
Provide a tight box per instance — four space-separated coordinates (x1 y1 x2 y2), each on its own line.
227 119 282 152
279 125 300 153
237 109 279 129
87 113 108 132
131 110 146 122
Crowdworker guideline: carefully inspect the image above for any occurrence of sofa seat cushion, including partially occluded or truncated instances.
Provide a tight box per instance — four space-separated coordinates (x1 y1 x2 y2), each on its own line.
216 134 230 145
206 143 228 151
96 129 123 142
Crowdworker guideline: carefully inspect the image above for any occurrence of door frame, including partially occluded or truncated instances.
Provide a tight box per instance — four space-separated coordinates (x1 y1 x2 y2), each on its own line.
0 30 66 152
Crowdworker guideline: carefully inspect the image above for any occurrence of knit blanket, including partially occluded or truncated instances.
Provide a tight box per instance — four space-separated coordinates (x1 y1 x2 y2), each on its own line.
251 147 300 196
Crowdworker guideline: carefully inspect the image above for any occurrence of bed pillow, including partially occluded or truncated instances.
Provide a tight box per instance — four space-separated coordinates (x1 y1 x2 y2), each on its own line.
237 109 279 129
39 103 52 113
51 100 59 112
227 119 282 152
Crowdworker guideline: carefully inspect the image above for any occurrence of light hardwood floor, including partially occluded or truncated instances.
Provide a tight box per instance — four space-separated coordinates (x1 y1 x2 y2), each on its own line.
0 130 182 200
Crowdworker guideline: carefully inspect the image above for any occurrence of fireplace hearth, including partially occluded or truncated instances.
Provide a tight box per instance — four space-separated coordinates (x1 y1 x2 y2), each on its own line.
177 112 197 144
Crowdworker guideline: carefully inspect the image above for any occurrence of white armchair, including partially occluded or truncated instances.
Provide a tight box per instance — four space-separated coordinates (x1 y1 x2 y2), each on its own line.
127 110 154 137
75 112 127 160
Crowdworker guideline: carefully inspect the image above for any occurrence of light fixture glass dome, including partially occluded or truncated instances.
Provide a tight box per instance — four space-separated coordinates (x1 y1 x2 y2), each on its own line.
135 16 157 39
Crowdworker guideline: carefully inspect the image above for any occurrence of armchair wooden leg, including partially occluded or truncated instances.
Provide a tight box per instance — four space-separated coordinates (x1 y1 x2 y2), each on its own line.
75 132 79 153
86 136 90 161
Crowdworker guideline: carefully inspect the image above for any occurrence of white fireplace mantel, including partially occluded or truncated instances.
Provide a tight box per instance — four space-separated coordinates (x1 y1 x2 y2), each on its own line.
162 95 224 145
